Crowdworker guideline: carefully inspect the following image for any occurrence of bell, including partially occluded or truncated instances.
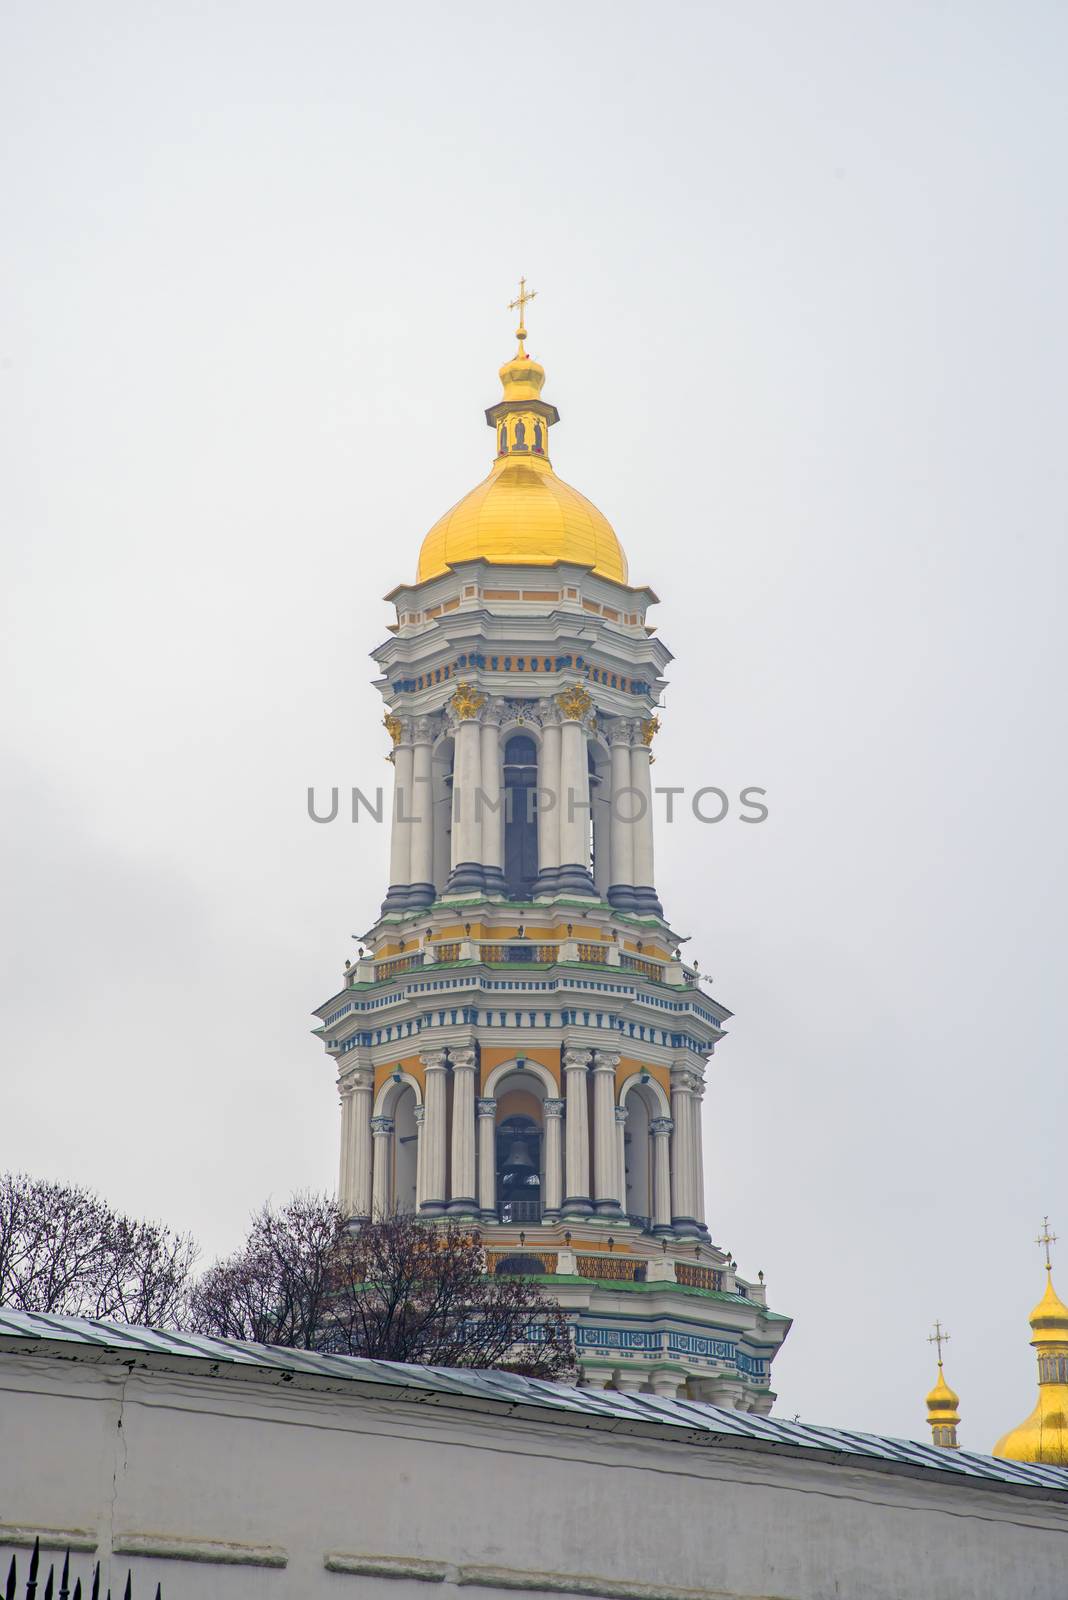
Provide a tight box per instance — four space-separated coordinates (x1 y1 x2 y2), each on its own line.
501 1137 537 1174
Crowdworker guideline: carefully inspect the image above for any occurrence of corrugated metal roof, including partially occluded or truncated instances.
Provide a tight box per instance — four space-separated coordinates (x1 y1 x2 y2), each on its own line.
2 1307 1066 1497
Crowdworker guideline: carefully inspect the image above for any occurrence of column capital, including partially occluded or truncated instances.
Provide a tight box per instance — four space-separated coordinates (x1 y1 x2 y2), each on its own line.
411 712 441 745
544 1098 566 1118
476 1097 497 1118
592 1050 622 1072
448 681 486 724
556 683 594 723
450 1047 478 1073
608 716 641 747
650 1117 674 1137
420 1049 450 1072
413 1104 425 1126
614 1105 629 1126
671 1065 704 1095
370 1116 394 1136
562 1047 593 1072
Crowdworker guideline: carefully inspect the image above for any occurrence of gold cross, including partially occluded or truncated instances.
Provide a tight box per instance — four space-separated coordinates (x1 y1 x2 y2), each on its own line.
508 276 537 354
928 1320 950 1364
1037 1216 1058 1271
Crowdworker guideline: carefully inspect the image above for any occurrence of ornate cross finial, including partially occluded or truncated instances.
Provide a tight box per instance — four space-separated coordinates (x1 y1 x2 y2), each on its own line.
1037 1215 1058 1271
928 1320 950 1364
508 276 537 355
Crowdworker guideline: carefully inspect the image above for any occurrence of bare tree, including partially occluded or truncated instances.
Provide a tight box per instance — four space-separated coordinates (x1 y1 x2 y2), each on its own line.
190 1196 575 1379
0 1172 197 1327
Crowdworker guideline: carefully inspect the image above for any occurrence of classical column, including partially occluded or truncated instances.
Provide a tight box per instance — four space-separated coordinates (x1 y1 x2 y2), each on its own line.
371 1116 394 1219
592 770 612 901
414 1103 426 1212
607 722 637 910
480 710 506 896
556 686 595 896
382 718 414 912
651 1117 674 1234
420 1049 450 1214
447 683 485 893
534 709 562 896
337 1079 353 1215
614 1104 629 1213
562 1047 592 1214
630 719 663 916
670 1069 702 1237
542 1098 565 1218
407 718 436 909
348 1069 373 1222
694 1089 707 1227
592 1051 623 1215
477 1098 497 1220
448 1047 478 1213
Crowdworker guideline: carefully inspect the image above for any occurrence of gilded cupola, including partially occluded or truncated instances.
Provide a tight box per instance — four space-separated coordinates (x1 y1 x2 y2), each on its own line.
994 1219 1068 1467
416 280 629 586
925 1322 960 1449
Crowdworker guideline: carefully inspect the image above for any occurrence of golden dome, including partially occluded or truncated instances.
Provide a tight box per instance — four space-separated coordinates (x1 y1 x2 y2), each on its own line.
416 334 628 587
993 1267 1068 1467
926 1364 960 1420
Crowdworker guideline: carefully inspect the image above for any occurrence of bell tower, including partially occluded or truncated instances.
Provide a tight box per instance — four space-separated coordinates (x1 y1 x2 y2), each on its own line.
314 293 791 1405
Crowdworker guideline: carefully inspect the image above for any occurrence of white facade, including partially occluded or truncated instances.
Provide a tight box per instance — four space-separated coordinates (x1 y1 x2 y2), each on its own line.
3 1321 1068 1600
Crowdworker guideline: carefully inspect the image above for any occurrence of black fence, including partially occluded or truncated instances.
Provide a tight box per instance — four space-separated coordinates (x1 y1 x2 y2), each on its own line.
3 1540 161 1600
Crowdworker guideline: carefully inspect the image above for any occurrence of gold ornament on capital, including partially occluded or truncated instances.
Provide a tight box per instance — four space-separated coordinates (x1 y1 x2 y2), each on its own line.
556 683 593 721
640 714 661 746
450 681 486 721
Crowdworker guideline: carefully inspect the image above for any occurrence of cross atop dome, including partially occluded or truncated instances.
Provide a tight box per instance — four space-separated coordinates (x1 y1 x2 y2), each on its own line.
508 276 537 356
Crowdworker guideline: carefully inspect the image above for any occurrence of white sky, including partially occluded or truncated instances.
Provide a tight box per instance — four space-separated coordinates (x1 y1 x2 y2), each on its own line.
3 0 1066 1452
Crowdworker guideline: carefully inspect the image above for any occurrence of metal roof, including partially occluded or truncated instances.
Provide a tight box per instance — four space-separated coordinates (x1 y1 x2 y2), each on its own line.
2 1307 1066 1500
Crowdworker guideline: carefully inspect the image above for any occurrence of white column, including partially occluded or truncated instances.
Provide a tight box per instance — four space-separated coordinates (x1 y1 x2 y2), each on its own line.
592 1051 622 1215
694 1089 707 1226
558 717 592 883
352 1072 373 1220
651 1117 674 1233
629 740 656 901
562 1047 592 1214
450 715 484 885
408 724 435 903
387 732 414 898
592 779 612 900
480 714 504 892
337 1080 354 1215
609 728 635 903
414 1104 426 1212
371 1116 394 1219
536 715 562 892
670 1070 701 1236
542 1098 564 1217
449 1047 478 1213
477 1097 497 1220
614 1104 629 1212
420 1050 449 1213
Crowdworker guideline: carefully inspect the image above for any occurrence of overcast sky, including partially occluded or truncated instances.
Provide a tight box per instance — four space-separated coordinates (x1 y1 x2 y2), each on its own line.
3 0 1066 1451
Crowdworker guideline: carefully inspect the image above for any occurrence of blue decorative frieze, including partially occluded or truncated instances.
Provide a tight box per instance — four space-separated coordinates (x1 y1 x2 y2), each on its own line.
575 1326 661 1353
735 1352 766 1377
668 1332 736 1361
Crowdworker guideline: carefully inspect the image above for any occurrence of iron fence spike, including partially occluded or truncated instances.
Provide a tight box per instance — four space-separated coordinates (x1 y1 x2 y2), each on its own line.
44 1569 54 1600
58 1550 69 1600
89 1566 98 1600
71 1581 81 1600
5 1552 17 1600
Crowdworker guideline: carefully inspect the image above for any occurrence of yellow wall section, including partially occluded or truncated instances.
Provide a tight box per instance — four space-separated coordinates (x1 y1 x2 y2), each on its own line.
374 1054 425 1100
495 1089 543 1123
616 1057 670 1100
479 1046 561 1091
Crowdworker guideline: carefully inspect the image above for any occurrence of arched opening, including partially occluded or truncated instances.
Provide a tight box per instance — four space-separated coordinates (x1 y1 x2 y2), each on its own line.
497 1114 542 1223
588 740 610 899
432 736 454 895
503 735 538 900
393 1086 418 1214
622 1089 655 1229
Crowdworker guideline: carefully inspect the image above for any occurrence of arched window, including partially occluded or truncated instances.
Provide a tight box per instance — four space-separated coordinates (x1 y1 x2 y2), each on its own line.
496 1114 542 1223
503 735 538 899
533 421 543 452
499 425 508 454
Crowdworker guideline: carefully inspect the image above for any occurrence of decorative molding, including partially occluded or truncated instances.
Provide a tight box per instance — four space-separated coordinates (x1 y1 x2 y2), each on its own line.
650 1117 674 1137
592 1050 622 1072
370 1116 395 1136
450 1048 478 1073
543 1098 565 1118
556 683 593 721
383 712 402 746
640 714 661 747
0 1525 96 1555
562 1047 592 1072
476 1097 497 1117
420 1049 450 1071
112 1534 287 1569
321 1554 759 1600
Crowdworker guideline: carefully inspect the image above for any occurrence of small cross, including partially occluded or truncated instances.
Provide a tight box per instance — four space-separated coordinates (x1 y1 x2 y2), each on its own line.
928 1320 950 1364
1036 1215 1058 1271
508 276 537 354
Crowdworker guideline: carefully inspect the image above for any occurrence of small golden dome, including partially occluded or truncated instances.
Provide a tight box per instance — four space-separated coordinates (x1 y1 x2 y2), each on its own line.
1029 1269 1068 1346
416 334 628 587
926 1365 960 1420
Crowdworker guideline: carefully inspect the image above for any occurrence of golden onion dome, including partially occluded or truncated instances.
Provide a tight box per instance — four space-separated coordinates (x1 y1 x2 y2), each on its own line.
926 1364 960 1421
415 325 628 587
993 1267 1068 1467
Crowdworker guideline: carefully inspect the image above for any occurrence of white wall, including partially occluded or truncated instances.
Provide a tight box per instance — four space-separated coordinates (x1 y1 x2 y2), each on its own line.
2 1347 1067 1600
